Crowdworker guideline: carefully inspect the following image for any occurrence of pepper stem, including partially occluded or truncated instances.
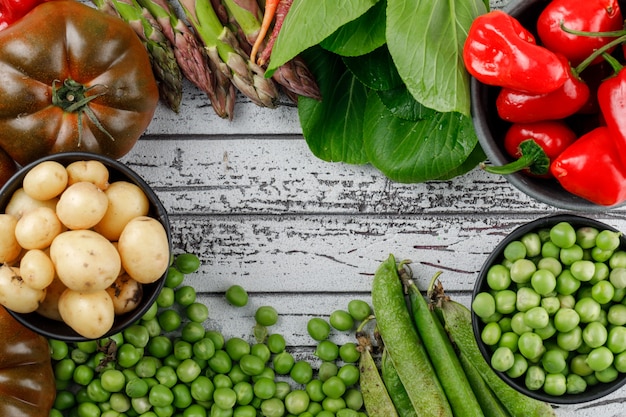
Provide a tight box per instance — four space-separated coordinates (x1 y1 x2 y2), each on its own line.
481 140 550 176
559 22 626 74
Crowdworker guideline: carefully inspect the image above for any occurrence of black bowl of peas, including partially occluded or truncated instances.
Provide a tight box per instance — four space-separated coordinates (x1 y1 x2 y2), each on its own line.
472 214 626 403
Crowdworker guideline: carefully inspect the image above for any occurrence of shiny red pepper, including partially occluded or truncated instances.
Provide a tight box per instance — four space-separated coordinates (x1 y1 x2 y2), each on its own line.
496 54 590 123
598 61 626 168
482 121 577 177
551 126 626 206
0 0 45 29
537 0 623 67
463 10 568 94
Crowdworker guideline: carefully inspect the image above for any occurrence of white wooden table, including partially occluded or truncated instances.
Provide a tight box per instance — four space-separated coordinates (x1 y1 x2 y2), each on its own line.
111 0 626 415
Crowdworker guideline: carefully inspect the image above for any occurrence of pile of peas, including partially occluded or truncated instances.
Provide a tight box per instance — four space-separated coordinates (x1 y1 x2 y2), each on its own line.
48 253 371 417
473 220 626 396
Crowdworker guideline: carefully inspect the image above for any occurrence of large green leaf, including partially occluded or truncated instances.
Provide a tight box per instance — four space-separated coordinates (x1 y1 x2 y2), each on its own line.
386 0 487 116
267 0 380 74
320 0 387 57
377 86 438 121
363 92 478 182
298 48 369 164
342 46 403 91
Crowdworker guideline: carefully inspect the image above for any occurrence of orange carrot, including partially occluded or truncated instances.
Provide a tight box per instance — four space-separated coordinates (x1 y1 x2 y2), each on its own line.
250 0 278 64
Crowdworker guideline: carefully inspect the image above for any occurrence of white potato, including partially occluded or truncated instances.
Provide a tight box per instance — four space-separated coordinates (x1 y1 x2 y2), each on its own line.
66 160 110 190
0 265 45 313
5 188 58 219
22 160 68 201
36 276 67 321
15 206 63 250
56 182 109 230
50 230 121 292
118 216 170 284
0 214 22 263
58 289 115 339
94 181 150 241
20 249 56 290
106 273 143 315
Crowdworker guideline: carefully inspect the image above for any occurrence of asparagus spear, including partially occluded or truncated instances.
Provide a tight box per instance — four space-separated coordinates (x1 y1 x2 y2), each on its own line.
136 0 236 119
221 0 321 100
92 0 183 113
178 0 279 108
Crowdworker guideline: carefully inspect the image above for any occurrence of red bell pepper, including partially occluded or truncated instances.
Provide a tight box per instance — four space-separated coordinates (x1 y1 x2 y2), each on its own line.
482 121 577 177
551 126 626 206
0 0 45 30
496 54 590 123
537 0 623 67
597 58 626 168
463 10 568 94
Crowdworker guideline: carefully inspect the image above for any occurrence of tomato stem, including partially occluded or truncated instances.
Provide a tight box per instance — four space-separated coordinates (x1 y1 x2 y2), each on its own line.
52 79 116 144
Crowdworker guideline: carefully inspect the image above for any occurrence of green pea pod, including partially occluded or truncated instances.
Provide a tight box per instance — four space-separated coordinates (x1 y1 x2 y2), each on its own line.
433 293 556 417
371 254 453 417
459 351 511 417
380 348 417 417
357 334 399 417
405 271 484 417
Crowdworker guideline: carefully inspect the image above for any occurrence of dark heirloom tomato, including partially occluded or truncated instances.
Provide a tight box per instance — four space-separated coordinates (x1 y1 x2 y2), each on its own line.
0 0 159 166
0 306 56 417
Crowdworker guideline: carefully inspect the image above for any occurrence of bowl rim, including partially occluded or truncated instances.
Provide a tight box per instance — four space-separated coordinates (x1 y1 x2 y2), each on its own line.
472 213 626 404
2 152 170 342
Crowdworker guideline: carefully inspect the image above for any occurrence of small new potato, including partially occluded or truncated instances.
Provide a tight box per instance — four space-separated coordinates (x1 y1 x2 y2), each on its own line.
20 249 55 290
66 160 110 190
0 265 45 313
58 289 115 339
106 273 143 314
56 181 109 230
15 206 63 250
22 160 68 201
4 188 58 219
50 230 121 292
118 216 169 284
36 277 67 321
94 181 150 241
0 214 22 263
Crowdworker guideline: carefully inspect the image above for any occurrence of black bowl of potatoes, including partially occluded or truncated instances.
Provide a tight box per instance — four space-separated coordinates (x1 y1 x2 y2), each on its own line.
0 152 171 342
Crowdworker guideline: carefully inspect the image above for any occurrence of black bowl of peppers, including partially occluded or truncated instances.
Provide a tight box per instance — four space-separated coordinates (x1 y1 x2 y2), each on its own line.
469 0 626 211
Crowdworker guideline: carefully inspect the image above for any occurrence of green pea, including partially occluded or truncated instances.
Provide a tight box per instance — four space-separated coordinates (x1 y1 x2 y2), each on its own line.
509 259 536 284
315 340 339 361
543 373 567 396
155 365 178 388
73 364 95 386
225 337 251 361
318 361 338 381
290 360 313 384
504 240 527 261
253 377 276 400
267 334 286 353
285 390 310 415
239 354 265 376
339 342 361 363
233 381 254 406
486 264 511 291
261 398 285 417
347 300 371 321
193 337 216 361
148 336 173 359
506 353 528 379
566 374 587 394
481 322 501 346
521 232 542 257
175 253 201 274
515 287 541 312
101 369 126 392
172 383 193 409
525 365 545 391
175 285 197 307
165 266 185 288
272 351 295 375
550 222 577 249
307 317 331 341
322 376 346 399
329 310 354 331
494 290 516 314
49 339 69 361
255 306 278 326
523 306 549 329
337 364 360 386
491 346 514 372
225 285 248 307
158 309 182 333
149 384 174 407
157 286 175 308
560 244 584 266
213 387 237 410
306 379 325 402
177 358 202 383
472 292 496 319
541 349 566 374
556 270 580 295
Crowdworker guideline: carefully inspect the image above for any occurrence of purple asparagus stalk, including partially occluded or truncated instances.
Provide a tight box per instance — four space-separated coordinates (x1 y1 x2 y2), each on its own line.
137 0 236 119
92 0 184 113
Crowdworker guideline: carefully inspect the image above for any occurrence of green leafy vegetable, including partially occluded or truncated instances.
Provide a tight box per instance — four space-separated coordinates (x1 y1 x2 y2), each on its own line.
320 0 387 57
386 0 487 115
270 0 489 183
363 93 478 182
342 46 403 91
268 0 380 72
298 47 369 164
